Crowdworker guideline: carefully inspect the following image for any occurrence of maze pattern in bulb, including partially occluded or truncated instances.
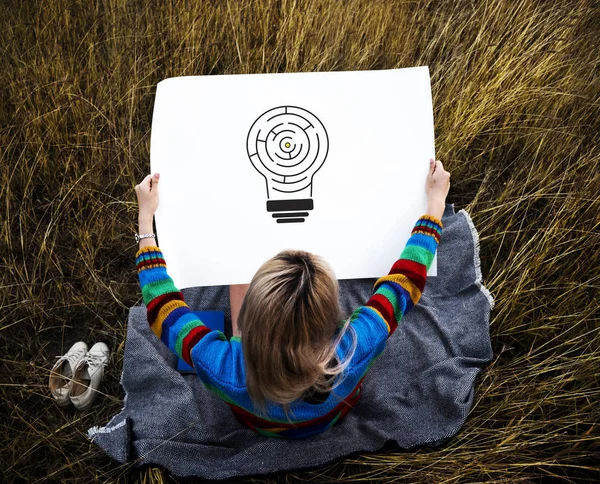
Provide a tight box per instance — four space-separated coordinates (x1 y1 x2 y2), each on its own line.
247 106 329 194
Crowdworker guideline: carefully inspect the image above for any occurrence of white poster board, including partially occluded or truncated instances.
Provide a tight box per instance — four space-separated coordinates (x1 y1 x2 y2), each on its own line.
150 66 437 288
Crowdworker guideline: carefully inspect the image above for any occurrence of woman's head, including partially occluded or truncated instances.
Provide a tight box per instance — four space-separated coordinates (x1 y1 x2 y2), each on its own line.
238 249 356 417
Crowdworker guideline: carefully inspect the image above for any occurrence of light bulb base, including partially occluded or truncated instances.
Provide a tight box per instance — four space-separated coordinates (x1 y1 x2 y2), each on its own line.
267 198 313 223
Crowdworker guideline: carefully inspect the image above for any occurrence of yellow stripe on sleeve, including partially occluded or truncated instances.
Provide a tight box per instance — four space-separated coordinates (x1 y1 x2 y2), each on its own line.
373 273 422 305
152 299 188 338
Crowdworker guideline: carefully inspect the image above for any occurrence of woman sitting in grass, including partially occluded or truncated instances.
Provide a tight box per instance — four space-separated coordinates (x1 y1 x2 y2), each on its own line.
134 158 451 438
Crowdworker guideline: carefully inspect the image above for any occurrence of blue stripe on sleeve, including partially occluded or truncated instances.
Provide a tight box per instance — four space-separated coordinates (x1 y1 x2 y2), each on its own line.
138 267 170 286
167 312 203 352
160 306 191 345
406 232 438 253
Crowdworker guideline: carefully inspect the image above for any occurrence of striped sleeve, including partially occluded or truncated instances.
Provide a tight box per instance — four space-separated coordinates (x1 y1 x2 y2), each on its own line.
347 214 443 363
135 246 222 370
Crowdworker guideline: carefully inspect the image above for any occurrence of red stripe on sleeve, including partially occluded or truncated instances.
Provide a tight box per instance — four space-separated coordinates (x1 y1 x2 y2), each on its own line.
366 294 396 333
181 325 211 366
412 225 441 242
389 259 427 293
136 258 167 270
147 291 185 325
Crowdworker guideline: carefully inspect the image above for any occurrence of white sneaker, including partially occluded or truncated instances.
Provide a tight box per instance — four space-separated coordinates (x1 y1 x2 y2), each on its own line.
69 342 110 411
49 341 88 406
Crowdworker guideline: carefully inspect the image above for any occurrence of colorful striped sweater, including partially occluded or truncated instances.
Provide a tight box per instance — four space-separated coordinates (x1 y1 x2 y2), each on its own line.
136 214 443 439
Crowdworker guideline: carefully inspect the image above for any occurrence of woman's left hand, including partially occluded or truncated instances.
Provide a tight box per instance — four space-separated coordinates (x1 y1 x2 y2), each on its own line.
135 173 160 220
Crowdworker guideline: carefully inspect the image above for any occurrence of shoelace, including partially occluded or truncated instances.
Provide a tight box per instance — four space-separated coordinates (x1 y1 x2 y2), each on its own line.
54 348 87 368
81 351 109 371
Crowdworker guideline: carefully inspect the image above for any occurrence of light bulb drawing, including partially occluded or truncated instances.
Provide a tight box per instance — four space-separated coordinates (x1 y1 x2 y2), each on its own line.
247 106 329 223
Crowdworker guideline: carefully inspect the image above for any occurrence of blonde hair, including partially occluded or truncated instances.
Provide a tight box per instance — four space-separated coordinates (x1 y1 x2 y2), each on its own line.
237 249 358 420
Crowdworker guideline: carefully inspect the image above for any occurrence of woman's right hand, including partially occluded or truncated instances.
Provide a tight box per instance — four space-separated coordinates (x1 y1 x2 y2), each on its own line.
425 159 451 209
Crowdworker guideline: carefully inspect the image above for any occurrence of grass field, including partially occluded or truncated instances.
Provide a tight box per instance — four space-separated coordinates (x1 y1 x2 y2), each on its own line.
1 0 599 482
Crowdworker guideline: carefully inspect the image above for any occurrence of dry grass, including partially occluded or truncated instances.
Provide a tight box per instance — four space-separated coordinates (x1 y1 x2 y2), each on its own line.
1 0 599 482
